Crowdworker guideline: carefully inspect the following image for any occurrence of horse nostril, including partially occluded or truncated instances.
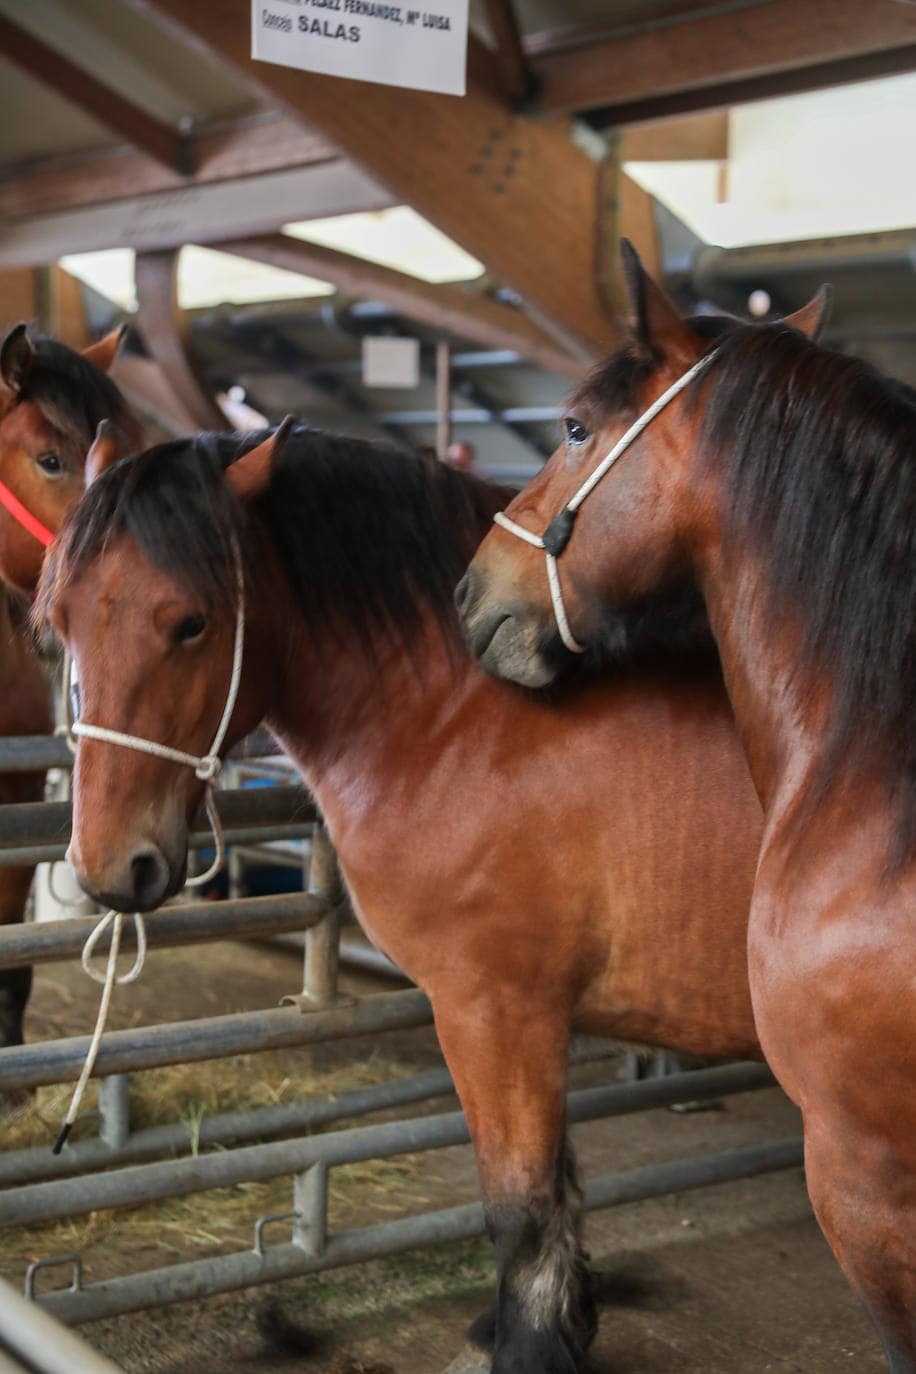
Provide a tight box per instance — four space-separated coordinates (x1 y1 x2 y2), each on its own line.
454 568 477 619
130 847 169 911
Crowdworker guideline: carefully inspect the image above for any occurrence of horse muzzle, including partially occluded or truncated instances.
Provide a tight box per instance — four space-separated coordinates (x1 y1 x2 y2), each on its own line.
69 840 183 913
456 568 560 688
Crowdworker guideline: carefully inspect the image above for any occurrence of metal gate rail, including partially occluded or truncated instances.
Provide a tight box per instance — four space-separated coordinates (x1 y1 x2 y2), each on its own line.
0 785 316 866
4 1063 777 1228
31 1140 801 1327
0 1277 123 1373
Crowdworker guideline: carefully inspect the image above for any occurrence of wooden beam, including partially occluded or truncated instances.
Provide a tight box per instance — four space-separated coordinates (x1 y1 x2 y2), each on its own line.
134 250 229 432
0 115 337 220
0 162 392 268
0 14 187 173
43 268 90 350
532 0 916 119
481 0 532 105
0 269 39 331
596 141 661 323
128 0 617 354
110 353 199 440
214 234 584 379
588 43 916 128
620 111 729 163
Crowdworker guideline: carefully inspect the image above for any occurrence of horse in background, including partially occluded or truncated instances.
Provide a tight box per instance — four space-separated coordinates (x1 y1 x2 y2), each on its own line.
0 322 137 1055
459 244 916 1371
40 423 765 1373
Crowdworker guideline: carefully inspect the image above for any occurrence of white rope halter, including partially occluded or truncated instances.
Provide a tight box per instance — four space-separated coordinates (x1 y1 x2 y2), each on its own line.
52 541 245 1154
494 352 717 654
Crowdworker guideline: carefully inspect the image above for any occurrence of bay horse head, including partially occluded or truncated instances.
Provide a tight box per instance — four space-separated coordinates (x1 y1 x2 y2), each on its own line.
456 242 830 688
36 426 290 911
0 324 136 594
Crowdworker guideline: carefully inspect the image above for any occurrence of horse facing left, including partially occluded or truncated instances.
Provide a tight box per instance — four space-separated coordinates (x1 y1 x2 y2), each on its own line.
35 422 771 1372
459 246 916 1370
0 322 137 1056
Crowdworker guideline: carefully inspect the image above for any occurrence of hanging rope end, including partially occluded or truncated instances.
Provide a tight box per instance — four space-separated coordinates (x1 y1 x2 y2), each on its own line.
51 1122 72 1155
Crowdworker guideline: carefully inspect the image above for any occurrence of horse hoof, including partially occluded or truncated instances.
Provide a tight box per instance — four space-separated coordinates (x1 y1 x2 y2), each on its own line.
467 1302 497 1352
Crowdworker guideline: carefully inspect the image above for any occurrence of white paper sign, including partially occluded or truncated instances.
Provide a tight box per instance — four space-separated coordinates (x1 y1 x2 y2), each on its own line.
362 336 421 388
252 0 468 96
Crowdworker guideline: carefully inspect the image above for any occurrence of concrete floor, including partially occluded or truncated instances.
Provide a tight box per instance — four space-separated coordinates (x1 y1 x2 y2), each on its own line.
3 939 886 1373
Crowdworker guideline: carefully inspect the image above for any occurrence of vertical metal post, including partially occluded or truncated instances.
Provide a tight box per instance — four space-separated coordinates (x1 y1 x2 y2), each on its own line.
436 339 451 461
305 826 341 1006
283 824 350 1012
97 1075 130 1151
292 1161 328 1256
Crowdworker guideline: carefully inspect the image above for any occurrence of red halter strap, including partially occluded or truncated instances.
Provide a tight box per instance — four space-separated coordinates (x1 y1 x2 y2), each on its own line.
0 478 54 547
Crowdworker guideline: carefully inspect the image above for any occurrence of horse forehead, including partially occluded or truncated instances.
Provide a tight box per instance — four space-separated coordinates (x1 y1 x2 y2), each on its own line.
0 398 60 449
72 545 178 624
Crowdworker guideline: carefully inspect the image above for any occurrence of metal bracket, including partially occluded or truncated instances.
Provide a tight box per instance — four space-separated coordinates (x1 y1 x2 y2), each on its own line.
252 1163 328 1257
24 1254 83 1301
252 1211 299 1257
280 988 355 1014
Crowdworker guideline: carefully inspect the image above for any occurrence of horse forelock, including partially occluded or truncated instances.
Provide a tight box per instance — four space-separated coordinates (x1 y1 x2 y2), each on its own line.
16 336 130 447
37 429 511 660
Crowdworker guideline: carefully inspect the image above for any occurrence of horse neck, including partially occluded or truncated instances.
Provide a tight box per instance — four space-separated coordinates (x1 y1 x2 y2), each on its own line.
255 556 475 814
698 544 837 819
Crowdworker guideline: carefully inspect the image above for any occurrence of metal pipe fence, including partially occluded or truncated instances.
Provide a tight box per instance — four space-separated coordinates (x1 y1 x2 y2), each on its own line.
3 1063 776 1228
0 1278 123 1373
0 988 433 1091
0 730 280 775
26 1132 803 1328
0 892 326 970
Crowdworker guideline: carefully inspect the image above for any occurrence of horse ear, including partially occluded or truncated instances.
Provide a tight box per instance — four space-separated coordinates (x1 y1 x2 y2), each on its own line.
619 239 696 360
85 420 124 486
226 416 297 503
781 286 832 342
1 324 34 396
81 324 126 373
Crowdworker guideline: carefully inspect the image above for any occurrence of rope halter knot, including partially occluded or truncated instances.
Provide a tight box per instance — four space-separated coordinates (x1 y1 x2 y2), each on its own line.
53 539 245 1154
493 350 717 656
195 755 222 783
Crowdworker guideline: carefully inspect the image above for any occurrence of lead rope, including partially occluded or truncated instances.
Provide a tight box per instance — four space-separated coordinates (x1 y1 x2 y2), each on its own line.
52 542 245 1154
493 351 718 654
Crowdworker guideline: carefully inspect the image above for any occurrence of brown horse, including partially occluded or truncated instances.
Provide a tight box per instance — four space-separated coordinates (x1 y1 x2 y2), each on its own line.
0 323 136 1054
38 425 763 1373
459 246 916 1371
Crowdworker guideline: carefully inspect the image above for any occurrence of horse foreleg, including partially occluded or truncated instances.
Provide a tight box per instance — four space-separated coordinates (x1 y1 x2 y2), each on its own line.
0 865 34 1050
803 1113 916 1373
0 773 43 1053
432 992 595 1374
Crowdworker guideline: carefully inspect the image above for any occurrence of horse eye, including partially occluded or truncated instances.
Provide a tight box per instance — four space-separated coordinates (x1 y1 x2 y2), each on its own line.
564 418 589 447
36 453 62 475
175 614 206 644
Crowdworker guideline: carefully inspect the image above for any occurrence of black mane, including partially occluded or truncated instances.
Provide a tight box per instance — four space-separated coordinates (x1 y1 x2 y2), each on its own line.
44 428 510 654
696 322 916 856
21 336 129 445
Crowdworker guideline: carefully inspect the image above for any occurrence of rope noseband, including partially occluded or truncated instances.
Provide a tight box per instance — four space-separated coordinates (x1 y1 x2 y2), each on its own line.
53 542 245 1153
494 352 716 654
0 478 54 547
